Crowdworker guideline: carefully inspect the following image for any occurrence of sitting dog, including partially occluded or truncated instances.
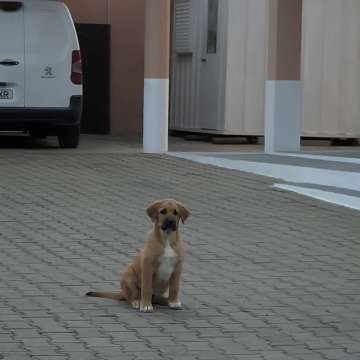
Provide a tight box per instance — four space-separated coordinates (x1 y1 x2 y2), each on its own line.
86 199 190 312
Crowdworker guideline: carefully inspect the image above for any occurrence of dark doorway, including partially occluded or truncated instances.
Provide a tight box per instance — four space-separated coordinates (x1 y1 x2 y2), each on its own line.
76 24 110 134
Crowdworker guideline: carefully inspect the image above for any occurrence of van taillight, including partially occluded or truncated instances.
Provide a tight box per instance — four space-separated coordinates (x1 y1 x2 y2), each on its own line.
71 50 82 85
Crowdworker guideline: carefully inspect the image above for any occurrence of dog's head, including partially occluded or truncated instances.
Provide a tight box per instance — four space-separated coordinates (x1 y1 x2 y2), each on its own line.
146 199 190 233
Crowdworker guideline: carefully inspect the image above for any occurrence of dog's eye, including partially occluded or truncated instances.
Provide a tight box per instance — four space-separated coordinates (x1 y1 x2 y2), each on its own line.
173 210 178 216
160 208 167 215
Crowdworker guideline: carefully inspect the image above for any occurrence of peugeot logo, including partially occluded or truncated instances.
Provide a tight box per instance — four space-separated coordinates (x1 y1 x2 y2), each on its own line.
41 66 56 79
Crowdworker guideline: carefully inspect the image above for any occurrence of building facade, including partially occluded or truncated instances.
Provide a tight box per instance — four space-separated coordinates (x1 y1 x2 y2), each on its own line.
63 0 360 139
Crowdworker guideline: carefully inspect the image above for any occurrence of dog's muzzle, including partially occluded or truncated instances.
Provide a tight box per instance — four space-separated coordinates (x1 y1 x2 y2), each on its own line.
161 219 177 232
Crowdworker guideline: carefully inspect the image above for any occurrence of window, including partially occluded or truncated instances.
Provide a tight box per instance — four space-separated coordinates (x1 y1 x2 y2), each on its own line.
207 0 219 54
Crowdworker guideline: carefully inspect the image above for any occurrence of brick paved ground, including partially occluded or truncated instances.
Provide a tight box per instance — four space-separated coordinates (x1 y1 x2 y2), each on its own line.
0 137 360 360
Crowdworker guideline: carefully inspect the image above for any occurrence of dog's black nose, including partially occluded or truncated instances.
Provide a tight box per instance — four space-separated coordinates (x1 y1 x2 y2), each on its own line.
161 219 177 231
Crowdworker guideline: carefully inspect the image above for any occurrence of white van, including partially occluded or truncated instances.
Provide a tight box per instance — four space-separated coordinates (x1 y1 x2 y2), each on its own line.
0 0 82 148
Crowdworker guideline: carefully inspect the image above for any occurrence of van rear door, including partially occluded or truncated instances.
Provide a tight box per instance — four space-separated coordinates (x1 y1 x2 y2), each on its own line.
0 1 25 108
24 0 80 108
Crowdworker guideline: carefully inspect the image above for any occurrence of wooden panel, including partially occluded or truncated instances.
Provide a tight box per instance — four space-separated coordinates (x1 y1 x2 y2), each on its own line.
302 0 360 137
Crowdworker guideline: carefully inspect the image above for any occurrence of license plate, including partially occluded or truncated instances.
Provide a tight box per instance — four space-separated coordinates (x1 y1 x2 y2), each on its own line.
0 88 13 100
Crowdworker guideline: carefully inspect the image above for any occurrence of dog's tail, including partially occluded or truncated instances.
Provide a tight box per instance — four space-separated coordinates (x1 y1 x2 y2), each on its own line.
86 291 126 301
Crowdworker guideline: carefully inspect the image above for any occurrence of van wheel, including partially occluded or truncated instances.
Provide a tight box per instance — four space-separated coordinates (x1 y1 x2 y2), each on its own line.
58 126 80 148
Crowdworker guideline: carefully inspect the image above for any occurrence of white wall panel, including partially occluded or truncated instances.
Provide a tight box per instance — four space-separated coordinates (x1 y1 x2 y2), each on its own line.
302 0 360 137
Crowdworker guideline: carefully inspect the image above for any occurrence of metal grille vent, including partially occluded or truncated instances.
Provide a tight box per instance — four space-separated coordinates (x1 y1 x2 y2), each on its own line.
174 0 192 53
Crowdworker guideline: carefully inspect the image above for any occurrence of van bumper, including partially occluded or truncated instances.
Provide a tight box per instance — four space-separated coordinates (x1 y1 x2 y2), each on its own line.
0 96 82 131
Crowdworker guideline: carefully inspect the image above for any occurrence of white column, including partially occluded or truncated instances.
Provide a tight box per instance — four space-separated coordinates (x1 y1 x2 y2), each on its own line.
143 79 169 153
265 80 302 153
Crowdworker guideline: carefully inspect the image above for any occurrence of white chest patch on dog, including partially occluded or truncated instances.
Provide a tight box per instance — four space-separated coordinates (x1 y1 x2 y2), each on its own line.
157 242 177 283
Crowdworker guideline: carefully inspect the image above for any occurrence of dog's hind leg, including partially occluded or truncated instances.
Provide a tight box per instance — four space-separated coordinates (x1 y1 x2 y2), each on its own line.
121 277 141 309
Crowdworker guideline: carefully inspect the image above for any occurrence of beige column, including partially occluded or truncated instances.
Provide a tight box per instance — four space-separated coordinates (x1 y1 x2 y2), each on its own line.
143 0 171 153
109 0 145 135
267 0 302 81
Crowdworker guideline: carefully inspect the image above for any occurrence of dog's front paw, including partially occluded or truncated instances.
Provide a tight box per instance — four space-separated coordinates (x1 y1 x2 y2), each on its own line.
168 301 182 310
140 303 153 313
131 300 140 309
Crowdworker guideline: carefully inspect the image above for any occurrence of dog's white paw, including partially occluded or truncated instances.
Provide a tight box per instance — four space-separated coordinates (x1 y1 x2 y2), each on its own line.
131 300 140 309
168 301 182 310
140 303 153 313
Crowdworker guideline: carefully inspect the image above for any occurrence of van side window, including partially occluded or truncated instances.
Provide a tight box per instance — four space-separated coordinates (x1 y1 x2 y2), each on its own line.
207 0 219 54
0 1 23 12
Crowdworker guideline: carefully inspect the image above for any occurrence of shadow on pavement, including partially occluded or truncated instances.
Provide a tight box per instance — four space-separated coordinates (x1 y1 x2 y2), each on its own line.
0 134 58 149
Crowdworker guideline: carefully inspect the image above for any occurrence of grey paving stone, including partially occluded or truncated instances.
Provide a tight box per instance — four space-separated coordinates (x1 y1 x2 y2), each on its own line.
317 349 350 359
33 357 69 360
115 341 150 352
99 324 129 332
21 338 51 347
227 356 263 360
57 342 89 352
191 350 230 359
179 341 212 351
169 332 201 341
260 350 299 360
0 334 15 342
146 337 177 346
132 352 163 360
0 354 35 360
135 328 167 337
74 329 107 338
25 346 62 356
0 342 24 352
66 353 99 360
85 346 123 358
0 143 360 360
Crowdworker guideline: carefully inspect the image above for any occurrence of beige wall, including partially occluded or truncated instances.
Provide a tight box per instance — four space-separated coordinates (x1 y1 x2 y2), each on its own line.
64 0 145 135
302 0 360 137
63 0 109 24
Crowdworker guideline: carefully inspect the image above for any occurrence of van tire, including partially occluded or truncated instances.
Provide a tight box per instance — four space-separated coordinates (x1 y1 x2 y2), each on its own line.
58 125 80 148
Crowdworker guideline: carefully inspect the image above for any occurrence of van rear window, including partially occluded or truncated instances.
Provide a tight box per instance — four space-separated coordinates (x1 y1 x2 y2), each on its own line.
0 1 22 11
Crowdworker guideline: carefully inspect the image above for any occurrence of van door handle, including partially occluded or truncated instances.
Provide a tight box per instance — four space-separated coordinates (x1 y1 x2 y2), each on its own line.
0 59 19 66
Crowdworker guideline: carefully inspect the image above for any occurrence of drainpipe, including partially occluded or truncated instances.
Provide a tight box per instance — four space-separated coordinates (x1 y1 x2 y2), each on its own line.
143 0 171 153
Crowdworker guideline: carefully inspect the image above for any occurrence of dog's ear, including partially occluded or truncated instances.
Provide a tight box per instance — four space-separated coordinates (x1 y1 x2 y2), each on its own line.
146 200 163 222
177 202 190 224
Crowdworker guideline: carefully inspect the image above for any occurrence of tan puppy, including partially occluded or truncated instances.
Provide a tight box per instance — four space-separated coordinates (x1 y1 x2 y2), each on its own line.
86 199 190 313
